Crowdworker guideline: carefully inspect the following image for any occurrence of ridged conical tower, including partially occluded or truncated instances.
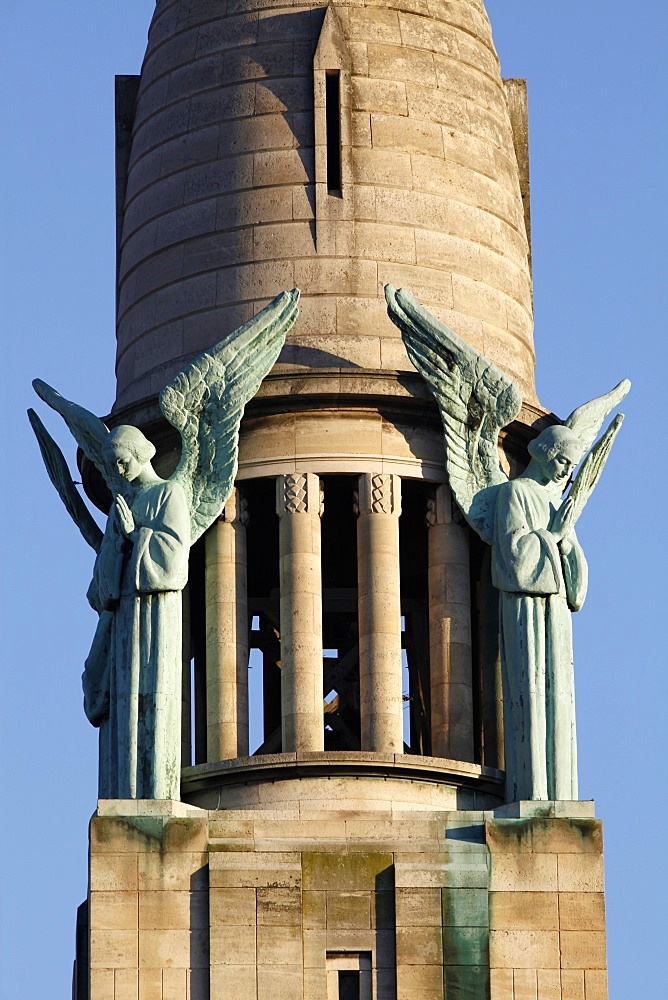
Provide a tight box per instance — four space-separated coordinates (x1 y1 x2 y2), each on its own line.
78 3 609 998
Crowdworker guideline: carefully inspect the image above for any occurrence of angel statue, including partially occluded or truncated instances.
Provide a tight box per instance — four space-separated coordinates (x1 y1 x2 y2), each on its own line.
385 285 629 802
29 290 300 800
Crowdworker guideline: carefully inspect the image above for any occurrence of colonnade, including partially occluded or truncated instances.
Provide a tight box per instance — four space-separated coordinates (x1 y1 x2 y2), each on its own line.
195 474 475 764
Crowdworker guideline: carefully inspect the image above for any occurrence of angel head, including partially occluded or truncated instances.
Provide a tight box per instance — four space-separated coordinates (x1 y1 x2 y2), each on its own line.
104 425 156 484
527 425 583 488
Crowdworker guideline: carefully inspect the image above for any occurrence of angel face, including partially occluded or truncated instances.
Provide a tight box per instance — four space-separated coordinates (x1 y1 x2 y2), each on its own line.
543 449 579 486
109 444 143 483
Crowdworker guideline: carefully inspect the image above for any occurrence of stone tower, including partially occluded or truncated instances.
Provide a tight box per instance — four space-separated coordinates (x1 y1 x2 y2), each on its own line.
80 1 609 998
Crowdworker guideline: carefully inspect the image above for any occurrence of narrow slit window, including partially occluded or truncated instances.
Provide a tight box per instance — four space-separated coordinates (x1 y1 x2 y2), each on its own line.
325 70 342 195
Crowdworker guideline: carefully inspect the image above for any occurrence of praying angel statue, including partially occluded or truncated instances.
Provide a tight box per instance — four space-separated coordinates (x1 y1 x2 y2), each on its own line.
386 285 629 802
29 290 300 800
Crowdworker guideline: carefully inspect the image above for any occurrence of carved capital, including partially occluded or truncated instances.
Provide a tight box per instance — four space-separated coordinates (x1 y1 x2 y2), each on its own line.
276 473 323 517
426 484 464 528
356 473 401 517
221 488 249 527
425 484 451 528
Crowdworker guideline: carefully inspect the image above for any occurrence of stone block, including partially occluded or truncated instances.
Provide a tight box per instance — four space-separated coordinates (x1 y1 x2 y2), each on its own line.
372 114 444 157
257 923 302 966
137 965 162 999
210 921 257 966
489 929 560 970
414 228 481 280
90 929 139 969
302 851 393 891
558 892 606 931
561 970 585 1000
293 256 377 297
352 148 413 188
489 966 513 1000
90 968 114 999
406 83 469 130
326 890 371 929
396 925 444 965
210 886 257 927
442 887 489 928
537 969 562 1000
113 969 138 1000
395 887 442 927
182 229 254 274
512 968 538 999
257 887 302 927
303 890 326 929
210 851 302 889
137 851 208 892
489 853 558 893
139 927 209 969
347 7 402 44
396 962 444 1000
208 818 254 840
254 220 315 260
352 76 408 117
367 42 437 87
452 273 507 328
489 892 559 931
138 889 208 930
90 854 139 893
557 855 605 893
395 857 488 890
584 969 608 999
354 221 416 264
210 963 257 999
253 148 310 186
162 967 188 1000
90 891 138 931
303 929 326 969
488 819 603 856
443 924 489 967
560 932 607 971
257 965 304 1000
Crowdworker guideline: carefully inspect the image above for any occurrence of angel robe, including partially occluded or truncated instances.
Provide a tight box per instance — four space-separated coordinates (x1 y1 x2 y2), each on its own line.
84 480 189 800
492 477 587 802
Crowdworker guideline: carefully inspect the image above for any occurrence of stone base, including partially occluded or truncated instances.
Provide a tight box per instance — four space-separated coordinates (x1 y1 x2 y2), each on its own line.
85 800 608 999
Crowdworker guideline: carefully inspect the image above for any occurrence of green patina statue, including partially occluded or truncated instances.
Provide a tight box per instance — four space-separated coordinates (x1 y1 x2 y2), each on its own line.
386 285 629 802
29 290 300 800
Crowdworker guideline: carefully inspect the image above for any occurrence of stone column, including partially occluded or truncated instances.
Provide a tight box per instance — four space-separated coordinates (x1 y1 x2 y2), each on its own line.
204 489 249 761
356 473 404 753
426 484 474 761
276 473 324 752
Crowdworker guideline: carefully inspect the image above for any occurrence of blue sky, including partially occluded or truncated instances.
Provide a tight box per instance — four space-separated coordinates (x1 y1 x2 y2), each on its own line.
1 2 666 996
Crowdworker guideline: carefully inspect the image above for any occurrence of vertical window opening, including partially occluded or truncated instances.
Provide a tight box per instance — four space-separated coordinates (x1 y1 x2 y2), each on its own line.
321 476 360 751
325 70 342 195
338 970 360 1000
399 480 432 756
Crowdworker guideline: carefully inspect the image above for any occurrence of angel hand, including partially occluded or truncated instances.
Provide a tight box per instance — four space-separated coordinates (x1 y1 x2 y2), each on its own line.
550 497 575 543
115 496 135 538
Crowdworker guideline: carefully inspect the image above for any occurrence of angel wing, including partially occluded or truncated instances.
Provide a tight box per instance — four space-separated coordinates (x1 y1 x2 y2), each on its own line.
28 408 104 551
385 285 521 544
568 412 624 524
161 288 300 542
31 378 127 498
564 379 630 454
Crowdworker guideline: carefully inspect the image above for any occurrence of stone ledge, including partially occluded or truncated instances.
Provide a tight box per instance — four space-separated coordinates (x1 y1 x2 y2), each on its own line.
180 750 504 798
493 800 596 820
